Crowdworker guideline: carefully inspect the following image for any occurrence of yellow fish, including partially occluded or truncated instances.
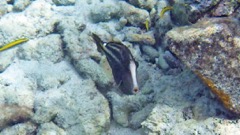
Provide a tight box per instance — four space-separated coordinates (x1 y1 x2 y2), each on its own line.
160 6 173 18
145 19 150 31
0 38 29 52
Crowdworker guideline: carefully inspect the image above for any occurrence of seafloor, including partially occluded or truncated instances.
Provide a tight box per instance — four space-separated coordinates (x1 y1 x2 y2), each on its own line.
0 0 240 135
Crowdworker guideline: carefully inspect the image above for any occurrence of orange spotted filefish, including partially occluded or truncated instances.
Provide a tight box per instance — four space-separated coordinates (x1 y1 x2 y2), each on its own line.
92 33 139 95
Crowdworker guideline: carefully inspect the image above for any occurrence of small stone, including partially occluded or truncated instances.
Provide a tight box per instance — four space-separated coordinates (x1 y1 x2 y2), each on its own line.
157 55 169 70
13 0 30 11
157 48 169 70
108 92 150 127
128 0 157 10
163 50 181 69
52 0 75 6
0 105 33 130
141 45 159 60
0 122 36 134
90 3 120 23
119 1 150 27
129 103 154 129
0 1 8 16
37 122 66 135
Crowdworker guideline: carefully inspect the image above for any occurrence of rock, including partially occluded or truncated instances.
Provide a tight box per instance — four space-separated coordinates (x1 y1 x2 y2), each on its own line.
166 17 240 114
0 122 36 134
0 105 33 130
52 0 75 6
18 60 110 135
0 0 56 40
136 61 150 89
211 0 239 16
140 67 233 134
129 103 154 129
125 31 156 45
116 17 128 30
163 50 181 69
186 0 220 23
34 78 110 134
157 48 169 70
57 18 100 62
0 1 8 16
108 121 145 135
214 119 240 134
188 0 220 13
0 63 35 132
37 122 66 135
90 2 120 23
141 45 159 61
170 3 191 26
119 1 150 27
13 0 30 11
0 49 16 72
74 58 112 90
128 0 157 10
0 60 35 109
141 104 183 134
0 59 110 134
107 92 151 127
17 34 64 63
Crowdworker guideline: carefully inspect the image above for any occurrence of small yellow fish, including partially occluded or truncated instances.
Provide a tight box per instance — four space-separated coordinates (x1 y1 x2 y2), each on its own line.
160 6 173 18
0 38 29 52
145 19 150 31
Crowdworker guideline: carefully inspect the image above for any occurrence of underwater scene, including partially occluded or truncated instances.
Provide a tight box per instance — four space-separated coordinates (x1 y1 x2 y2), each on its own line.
0 0 240 134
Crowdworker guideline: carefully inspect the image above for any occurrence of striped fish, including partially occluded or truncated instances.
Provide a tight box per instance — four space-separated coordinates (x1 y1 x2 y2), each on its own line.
92 33 139 95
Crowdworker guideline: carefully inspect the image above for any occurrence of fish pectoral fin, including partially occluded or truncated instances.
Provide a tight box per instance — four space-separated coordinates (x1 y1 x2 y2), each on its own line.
115 80 123 89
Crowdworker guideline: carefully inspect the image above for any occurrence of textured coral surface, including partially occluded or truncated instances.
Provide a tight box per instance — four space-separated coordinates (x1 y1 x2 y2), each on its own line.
167 18 240 114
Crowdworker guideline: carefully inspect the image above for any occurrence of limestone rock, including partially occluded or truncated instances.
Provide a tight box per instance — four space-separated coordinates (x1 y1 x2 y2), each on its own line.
0 49 17 72
74 58 112 90
0 1 8 16
141 45 159 61
119 1 150 27
17 34 64 63
0 122 36 134
13 0 30 11
90 2 120 23
166 17 240 114
52 0 75 6
211 0 239 16
0 105 33 130
125 32 156 45
128 0 157 10
107 92 151 127
0 0 57 41
37 122 66 135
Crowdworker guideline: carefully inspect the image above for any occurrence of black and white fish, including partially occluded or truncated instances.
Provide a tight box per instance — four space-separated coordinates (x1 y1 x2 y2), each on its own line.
92 33 139 95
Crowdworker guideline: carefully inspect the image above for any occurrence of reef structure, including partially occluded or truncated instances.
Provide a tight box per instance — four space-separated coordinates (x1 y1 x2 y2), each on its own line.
166 17 240 115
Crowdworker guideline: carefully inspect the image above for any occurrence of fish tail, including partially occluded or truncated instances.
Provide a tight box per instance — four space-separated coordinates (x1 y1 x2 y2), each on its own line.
0 38 29 52
91 33 106 53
